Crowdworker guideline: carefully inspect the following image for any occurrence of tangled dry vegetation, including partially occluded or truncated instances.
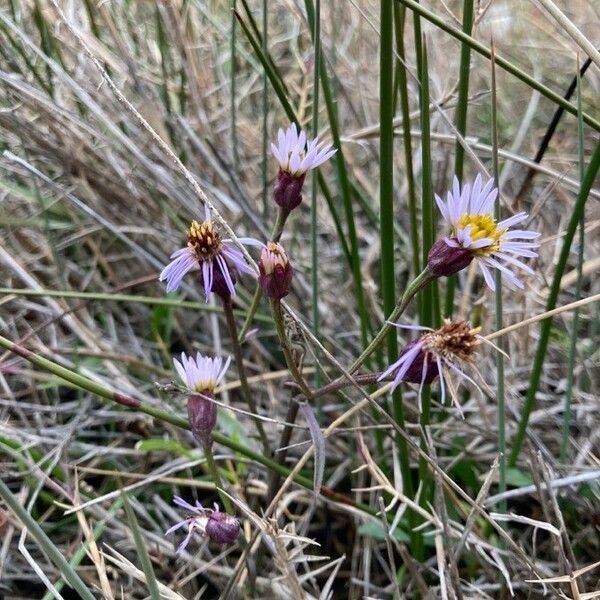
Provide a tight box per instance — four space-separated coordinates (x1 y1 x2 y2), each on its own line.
0 0 599 598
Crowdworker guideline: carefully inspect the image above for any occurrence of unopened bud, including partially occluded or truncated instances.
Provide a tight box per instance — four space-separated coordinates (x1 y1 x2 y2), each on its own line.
187 393 217 446
274 169 306 212
259 242 293 300
427 238 474 277
206 511 240 544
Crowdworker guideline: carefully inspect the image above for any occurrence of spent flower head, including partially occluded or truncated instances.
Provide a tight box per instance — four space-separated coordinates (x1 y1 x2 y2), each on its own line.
258 241 293 300
429 175 541 289
165 496 240 553
378 320 483 412
271 123 336 211
159 206 260 301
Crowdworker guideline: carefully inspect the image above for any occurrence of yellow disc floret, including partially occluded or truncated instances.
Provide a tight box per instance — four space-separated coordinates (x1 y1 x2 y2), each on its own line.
187 220 223 262
455 214 504 255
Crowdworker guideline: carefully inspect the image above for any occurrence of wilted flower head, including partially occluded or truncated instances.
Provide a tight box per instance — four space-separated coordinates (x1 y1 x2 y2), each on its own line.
429 175 540 289
159 207 259 301
271 123 336 211
165 496 240 553
174 352 230 445
378 320 482 409
258 242 293 300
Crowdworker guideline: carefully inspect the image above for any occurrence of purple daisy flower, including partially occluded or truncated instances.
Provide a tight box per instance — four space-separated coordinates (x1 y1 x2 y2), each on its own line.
271 123 336 177
270 124 336 212
173 352 231 394
159 206 261 301
429 175 541 289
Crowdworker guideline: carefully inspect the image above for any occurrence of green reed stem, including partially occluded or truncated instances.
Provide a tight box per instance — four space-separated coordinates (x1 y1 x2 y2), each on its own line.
261 0 268 218
509 139 600 465
561 64 585 461
230 0 239 169
395 0 600 132
203 441 234 513
393 3 420 277
222 299 270 454
491 41 506 514
445 0 474 317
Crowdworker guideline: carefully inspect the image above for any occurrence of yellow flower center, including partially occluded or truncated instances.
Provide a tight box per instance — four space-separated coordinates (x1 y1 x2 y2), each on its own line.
455 214 504 255
187 220 222 262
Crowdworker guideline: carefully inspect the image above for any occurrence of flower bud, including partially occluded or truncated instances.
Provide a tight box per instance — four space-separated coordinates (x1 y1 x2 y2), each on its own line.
187 392 217 446
210 260 237 302
274 169 306 212
427 238 474 277
259 242 293 300
206 511 240 544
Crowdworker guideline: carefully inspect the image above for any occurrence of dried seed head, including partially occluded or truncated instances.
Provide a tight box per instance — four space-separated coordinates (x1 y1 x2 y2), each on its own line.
259 242 293 300
421 320 481 364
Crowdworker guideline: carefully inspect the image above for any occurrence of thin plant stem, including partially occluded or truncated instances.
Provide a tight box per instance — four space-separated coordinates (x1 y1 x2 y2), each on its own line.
561 61 585 461
270 299 314 400
203 441 233 513
395 0 600 131
491 39 506 517
509 138 600 465
261 0 268 218
230 0 239 169
311 0 321 390
445 0 474 316
222 299 270 454
381 0 414 530
350 268 435 374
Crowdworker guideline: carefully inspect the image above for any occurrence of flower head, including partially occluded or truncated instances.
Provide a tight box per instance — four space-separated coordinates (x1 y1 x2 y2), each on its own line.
165 496 240 553
431 175 541 289
258 242 293 300
378 320 482 410
271 124 336 211
173 352 231 395
174 352 230 444
159 207 259 301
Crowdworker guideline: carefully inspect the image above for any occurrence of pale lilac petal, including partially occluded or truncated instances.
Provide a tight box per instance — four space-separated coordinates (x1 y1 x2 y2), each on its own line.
436 356 446 406
497 212 528 229
165 520 189 535
493 252 535 275
176 530 194 554
478 261 496 290
173 496 201 513
216 255 236 297
469 237 495 249
503 229 541 240
387 322 433 332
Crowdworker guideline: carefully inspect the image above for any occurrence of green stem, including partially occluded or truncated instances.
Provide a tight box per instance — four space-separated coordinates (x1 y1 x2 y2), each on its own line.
222 299 270 454
350 268 435 373
395 0 600 132
203 441 233 513
509 138 600 465
270 299 314 400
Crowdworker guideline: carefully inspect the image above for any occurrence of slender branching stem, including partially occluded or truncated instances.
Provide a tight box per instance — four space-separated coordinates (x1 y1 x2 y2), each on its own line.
222 298 271 454
202 440 233 513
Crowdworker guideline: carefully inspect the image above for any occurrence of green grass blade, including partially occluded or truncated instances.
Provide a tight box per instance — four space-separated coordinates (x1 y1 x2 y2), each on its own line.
0 479 97 600
509 138 600 465
121 492 161 600
395 0 600 132
445 0 474 316
560 62 585 461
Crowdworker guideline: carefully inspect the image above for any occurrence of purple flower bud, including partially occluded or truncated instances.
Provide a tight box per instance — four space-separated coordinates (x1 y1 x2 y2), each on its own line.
259 242 293 300
274 169 306 212
210 260 237 302
427 238 474 278
206 511 240 544
187 392 217 446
